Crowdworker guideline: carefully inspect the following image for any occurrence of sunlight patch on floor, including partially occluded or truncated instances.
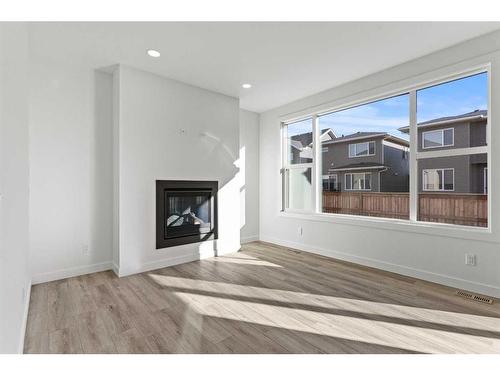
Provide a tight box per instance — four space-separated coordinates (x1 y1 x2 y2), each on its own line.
147 273 500 333
206 256 283 267
172 291 500 354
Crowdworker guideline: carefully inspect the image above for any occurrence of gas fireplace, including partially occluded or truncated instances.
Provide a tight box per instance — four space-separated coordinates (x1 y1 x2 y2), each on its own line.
156 180 218 248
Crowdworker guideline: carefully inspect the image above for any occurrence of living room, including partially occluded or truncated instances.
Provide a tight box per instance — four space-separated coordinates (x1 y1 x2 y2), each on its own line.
1 1 500 373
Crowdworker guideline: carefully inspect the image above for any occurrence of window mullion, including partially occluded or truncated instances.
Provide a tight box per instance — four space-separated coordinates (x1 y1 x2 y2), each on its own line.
409 90 418 222
312 114 321 213
281 122 288 211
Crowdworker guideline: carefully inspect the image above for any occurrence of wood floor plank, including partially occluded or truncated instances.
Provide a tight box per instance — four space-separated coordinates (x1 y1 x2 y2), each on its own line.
47 280 75 332
24 241 500 354
96 304 133 335
76 310 117 354
67 276 98 315
145 332 181 354
112 328 153 354
48 321 83 354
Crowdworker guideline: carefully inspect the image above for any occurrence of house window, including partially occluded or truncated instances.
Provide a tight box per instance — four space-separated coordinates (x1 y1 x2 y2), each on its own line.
422 128 454 149
322 175 338 191
345 173 371 191
282 69 489 228
422 169 454 191
348 141 375 157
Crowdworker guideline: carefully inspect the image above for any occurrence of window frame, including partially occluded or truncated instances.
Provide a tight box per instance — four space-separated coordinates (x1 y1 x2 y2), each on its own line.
422 128 455 149
345 173 372 191
422 168 455 192
348 141 376 158
280 65 491 234
484 167 488 195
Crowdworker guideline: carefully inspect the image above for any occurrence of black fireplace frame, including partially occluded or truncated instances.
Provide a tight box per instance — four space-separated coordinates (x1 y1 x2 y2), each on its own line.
156 180 218 249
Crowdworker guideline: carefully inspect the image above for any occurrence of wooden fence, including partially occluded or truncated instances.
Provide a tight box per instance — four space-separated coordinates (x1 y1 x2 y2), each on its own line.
322 191 487 227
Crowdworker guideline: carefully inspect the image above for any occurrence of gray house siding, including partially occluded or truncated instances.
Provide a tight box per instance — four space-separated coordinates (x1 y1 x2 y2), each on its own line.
417 122 470 152
470 164 487 194
418 155 486 194
470 121 487 147
414 119 486 151
332 170 381 192
380 143 409 192
321 136 409 193
321 137 384 192
416 119 486 194
321 137 383 172
418 155 467 193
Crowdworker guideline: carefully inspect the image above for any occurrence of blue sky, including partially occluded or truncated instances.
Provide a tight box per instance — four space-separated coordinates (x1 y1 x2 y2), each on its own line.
288 72 487 142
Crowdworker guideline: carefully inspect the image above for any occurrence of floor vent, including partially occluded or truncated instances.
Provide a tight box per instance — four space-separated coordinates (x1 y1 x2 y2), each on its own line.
455 290 494 304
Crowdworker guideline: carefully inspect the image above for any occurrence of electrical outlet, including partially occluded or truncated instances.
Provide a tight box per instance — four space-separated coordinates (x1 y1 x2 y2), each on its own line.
298 226 303 236
465 254 476 266
83 246 89 255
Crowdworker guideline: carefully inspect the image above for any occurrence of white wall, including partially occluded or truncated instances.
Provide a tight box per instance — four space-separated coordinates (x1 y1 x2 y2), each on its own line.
27 59 256 282
239 109 260 243
115 65 241 276
29 59 114 283
0 23 31 353
260 30 500 298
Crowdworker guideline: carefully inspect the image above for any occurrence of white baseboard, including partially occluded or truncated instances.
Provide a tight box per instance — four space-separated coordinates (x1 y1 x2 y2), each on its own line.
117 245 240 277
31 243 241 283
260 235 500 298
241 235 259 244
31 262 113 285
118 253 198 277
111 262 120 277
18 279 32 354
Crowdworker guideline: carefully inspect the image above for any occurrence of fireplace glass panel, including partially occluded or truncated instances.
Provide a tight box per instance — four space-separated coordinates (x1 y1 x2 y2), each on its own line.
165 191 213 239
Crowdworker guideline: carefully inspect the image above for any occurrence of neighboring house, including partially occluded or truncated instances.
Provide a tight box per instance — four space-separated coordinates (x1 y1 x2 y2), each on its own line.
321 132 409 192
398 109 487 194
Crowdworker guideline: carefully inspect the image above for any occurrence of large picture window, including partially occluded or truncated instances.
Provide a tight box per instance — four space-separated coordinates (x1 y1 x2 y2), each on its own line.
282 70 489 228
317 93 410 220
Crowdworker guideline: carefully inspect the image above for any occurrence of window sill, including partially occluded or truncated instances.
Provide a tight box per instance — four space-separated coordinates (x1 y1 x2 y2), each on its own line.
279 210 496 243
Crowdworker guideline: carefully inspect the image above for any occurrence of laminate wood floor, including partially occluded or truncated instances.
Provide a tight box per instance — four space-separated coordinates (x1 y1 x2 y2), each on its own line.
24 241 500 354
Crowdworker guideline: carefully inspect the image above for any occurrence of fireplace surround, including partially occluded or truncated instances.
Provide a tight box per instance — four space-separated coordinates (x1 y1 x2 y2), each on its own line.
156 180 218 249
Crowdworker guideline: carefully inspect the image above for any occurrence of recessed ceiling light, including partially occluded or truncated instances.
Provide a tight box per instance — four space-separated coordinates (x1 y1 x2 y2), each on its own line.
242 83 252 89
147 49 161 58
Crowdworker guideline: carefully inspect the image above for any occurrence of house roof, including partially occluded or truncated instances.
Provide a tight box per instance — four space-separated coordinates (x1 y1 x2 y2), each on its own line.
322 131 409 146
329 162 388 171
398 109 487 133
331 131 385 141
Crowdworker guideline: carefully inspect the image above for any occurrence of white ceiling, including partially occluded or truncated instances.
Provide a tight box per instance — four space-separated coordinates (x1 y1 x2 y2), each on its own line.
29 22 500 113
